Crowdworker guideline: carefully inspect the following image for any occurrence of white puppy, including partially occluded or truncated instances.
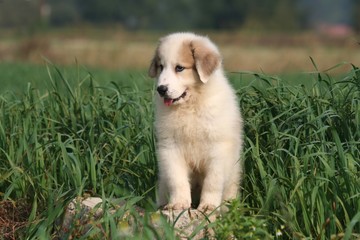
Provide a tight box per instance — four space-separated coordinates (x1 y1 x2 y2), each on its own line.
149 32 243 211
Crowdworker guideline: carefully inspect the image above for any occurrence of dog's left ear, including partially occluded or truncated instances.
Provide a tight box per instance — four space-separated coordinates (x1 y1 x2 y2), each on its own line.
191 39 221 83
148 47 160 78
148 54 159 78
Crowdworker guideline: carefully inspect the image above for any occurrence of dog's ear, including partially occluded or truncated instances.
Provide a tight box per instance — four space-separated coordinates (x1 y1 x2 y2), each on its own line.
190 39 221 83
149 46 161 78
148 53 159 78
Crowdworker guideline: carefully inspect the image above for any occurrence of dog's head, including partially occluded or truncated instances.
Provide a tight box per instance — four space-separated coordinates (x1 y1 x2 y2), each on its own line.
148 32 221 106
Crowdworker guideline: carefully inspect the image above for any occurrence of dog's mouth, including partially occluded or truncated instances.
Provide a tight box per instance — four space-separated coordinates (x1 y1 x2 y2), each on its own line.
163 91 187 106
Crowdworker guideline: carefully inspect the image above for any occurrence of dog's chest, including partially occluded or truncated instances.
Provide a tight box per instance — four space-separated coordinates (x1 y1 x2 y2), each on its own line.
170 112 212 169
163 108 218 146
156 99 225 142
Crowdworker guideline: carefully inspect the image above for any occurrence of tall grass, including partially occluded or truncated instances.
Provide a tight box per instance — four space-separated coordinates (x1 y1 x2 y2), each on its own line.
0 63 359 239
239 65 360 239
0 64 157 239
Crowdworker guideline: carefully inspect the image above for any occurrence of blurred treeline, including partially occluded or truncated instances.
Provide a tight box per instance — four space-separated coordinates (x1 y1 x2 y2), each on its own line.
0 0 359 31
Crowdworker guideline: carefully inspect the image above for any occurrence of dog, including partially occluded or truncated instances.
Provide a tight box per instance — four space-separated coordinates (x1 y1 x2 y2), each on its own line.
148 32 243 211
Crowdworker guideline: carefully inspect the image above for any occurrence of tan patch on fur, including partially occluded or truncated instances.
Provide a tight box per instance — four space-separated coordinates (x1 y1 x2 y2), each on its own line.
178 41 195 68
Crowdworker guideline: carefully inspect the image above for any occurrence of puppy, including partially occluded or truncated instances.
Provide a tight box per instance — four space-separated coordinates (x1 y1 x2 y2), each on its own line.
149 32 243 211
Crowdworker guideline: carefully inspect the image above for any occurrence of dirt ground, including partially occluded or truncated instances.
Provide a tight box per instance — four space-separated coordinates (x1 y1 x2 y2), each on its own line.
0 28 359 73
0 200 31 240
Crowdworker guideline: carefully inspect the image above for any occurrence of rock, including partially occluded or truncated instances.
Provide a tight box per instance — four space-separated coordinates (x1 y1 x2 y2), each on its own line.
59 197 106 239
160 208 217 239
59 197 217 239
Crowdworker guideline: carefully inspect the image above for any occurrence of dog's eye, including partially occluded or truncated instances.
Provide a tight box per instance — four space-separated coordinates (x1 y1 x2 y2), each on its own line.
159 64 164 72
175 65 185 72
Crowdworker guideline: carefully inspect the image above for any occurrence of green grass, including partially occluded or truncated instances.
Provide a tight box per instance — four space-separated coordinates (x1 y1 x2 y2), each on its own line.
239 66 360 239
0 61 152 93
0 62 359 239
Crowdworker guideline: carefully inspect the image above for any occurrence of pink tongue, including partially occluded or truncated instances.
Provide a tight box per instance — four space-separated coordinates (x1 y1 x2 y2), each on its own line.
164 98 173 106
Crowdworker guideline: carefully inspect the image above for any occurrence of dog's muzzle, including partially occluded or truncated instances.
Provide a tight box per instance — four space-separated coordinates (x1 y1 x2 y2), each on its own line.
157 85 187 106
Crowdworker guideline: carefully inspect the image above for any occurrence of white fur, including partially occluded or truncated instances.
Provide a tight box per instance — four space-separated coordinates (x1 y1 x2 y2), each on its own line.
149 32 243 211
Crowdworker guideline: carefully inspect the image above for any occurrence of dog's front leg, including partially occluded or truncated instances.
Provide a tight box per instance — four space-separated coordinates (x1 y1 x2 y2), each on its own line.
157 146 191 210
197 143 233 212
197 166 224 212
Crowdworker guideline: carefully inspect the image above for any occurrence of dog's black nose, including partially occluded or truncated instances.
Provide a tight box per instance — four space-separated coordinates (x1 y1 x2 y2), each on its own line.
157 85 168 97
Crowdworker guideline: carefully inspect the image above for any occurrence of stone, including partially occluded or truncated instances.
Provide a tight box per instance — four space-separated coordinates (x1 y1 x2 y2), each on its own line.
160 208 217 239
59 197 218 239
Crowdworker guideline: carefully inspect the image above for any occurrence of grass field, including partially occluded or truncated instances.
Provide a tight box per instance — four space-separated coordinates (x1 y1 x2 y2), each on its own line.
0 61 359 239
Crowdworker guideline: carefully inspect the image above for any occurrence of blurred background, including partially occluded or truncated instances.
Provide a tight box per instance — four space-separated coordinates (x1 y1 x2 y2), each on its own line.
0 0 359 73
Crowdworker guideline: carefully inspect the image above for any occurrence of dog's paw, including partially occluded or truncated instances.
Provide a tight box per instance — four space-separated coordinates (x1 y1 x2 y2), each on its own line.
197 203 217 212
163 202 191 210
